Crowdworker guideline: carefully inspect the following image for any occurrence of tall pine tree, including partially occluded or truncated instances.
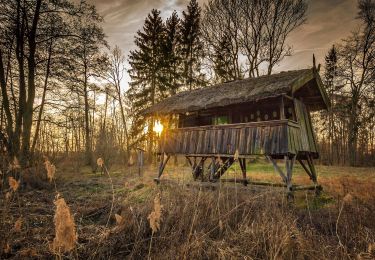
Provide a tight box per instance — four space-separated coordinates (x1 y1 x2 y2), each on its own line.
128 9 166 161
212 34 239 82
180 0 205 90
162 11 182 95
322 45 338 164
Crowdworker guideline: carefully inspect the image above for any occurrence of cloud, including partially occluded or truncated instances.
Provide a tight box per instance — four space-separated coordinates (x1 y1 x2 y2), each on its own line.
278 0 359 70
88 0 360 78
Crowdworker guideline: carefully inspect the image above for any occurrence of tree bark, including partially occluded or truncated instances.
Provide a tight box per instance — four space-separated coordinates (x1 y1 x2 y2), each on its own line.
31 38 53 153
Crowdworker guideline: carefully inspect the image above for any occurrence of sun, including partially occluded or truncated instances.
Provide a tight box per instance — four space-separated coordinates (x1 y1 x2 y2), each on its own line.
153 120 163 135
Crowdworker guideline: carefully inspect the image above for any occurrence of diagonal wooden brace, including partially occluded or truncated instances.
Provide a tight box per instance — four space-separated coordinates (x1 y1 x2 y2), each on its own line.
154 153 170 183
267 155 287 184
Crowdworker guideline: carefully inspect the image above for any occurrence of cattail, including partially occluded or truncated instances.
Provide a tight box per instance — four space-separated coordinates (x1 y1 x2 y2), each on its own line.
5 192 11 201
128 155 134 166
368 243 375 253
234 149 239 161
44 160 56 182
14 218 22 232
8 157 21 171
19 248 37 257
4 243 10 254
343 193 353 203
217 156 224 166
8 177 20 192
97 158 104 167
51 195 77 253
148 194 163 234
115 214 123 225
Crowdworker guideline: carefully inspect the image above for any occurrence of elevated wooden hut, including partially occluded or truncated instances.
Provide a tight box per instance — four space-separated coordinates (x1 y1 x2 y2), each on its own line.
144 65 329 195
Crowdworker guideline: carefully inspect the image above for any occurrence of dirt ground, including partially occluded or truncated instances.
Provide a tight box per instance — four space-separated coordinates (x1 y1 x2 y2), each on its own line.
1 158 374 259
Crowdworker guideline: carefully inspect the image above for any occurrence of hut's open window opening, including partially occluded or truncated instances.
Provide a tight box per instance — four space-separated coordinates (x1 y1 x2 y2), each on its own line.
212 115 229 125
284 106 295 120
167 115 179 129
177 97 299 128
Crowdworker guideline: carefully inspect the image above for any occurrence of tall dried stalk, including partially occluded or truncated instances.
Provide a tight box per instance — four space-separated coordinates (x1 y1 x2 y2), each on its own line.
51 194 77 254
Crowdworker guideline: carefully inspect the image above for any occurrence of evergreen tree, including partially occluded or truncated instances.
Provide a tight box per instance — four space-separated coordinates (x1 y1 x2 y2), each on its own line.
212 35 238 82
324 46 338 94
163 11 182 95
322 45 339 164
180 0 205 90
127 9 166 161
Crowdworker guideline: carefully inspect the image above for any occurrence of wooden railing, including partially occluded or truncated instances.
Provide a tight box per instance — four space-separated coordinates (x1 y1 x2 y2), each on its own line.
158 120 304 157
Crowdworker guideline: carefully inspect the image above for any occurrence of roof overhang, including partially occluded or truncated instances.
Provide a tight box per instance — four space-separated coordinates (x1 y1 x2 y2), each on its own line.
143 68 330 116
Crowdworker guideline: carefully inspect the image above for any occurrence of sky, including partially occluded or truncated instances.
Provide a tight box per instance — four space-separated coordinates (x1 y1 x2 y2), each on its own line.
87 0 360 85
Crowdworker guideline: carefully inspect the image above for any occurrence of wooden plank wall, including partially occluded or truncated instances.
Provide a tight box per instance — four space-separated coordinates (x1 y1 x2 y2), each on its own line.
159 120 303 156
294 99 318 153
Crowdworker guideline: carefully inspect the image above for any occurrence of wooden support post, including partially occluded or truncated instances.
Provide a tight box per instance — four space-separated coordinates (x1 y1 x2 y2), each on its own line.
186 156 192 167
267 156 287 183
298 159 313 180
210 157 216 181
154 153 170 183
285 155 296 194
239 158 248 186
280 96 285 119
306 154 322 195
192 156 206 180
306 154 317 183
199 157 207 181
213 157 235 180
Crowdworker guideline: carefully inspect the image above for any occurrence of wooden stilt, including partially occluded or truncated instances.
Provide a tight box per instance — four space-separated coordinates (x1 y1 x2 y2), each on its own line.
211 157 235 180
306 154 322 195
186 156 192 167
298 159 313 179
239 158 248 186
306 154 317 183
285 155 296 200
210 157 216 181
285 155 295 192
154 153 170 183
267 156 287 183
192 156 206 180
200 157 207 181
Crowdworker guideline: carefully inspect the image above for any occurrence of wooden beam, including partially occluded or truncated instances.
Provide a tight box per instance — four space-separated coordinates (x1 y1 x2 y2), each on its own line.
154 154 170 183
192 156 206 180
186 156 193 167
210 157 216 181
267 156 287 183
213 157 235 180
185 180 322 192
283 94 294 101
239 158 248 186
285 155 296 193
220 179 286 187
306 154 318 183
298 159 313 179
280 96 285 120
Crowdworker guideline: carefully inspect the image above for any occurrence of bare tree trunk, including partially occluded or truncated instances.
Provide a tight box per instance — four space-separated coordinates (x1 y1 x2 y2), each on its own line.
83 72 93 167
21 0 42 164
31 39 52 153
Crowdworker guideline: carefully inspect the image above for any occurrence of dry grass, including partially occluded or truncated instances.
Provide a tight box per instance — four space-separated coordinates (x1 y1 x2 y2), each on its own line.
0 160 374 259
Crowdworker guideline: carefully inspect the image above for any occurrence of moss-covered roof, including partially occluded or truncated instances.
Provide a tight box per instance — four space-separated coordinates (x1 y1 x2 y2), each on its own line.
144 68 329 115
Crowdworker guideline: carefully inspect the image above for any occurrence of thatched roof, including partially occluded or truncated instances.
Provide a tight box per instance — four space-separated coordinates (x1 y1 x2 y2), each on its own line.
144 68 329 115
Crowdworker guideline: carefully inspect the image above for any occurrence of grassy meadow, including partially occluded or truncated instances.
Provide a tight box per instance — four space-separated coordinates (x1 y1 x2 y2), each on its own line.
1 157 374 259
